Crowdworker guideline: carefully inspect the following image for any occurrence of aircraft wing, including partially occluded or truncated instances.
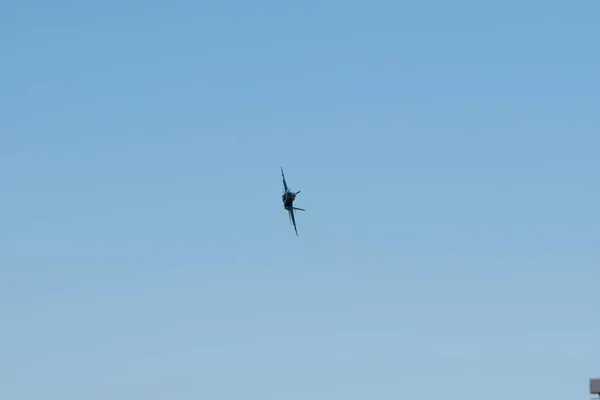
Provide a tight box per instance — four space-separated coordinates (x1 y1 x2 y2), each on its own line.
281 167 289 192
289 208 298 235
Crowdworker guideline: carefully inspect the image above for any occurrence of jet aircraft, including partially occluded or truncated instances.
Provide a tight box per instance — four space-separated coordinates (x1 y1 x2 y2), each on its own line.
281 167 305 235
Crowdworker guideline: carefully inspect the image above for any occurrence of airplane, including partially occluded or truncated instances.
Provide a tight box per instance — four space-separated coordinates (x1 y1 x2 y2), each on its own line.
281 167 305 235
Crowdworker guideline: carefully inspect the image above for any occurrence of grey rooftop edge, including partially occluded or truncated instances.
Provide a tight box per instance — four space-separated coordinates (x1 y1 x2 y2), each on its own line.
591 378 600 395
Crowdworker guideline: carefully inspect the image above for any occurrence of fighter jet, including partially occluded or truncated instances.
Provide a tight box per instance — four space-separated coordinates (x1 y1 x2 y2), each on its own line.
281 167 305 235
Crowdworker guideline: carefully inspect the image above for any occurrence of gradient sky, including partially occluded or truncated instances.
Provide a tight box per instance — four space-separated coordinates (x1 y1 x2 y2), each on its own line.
1 1 599 399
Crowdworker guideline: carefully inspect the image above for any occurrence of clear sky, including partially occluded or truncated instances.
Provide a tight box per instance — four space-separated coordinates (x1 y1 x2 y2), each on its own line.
1 1 599 399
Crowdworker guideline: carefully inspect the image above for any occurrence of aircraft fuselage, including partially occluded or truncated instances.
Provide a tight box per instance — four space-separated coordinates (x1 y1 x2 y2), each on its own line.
282 192 296 209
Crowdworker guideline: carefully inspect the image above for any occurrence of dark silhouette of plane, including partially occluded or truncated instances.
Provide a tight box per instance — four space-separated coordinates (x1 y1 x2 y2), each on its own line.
281 167 304 235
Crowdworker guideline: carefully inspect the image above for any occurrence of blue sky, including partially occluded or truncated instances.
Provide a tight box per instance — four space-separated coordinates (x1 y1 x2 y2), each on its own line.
1 0 598 399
